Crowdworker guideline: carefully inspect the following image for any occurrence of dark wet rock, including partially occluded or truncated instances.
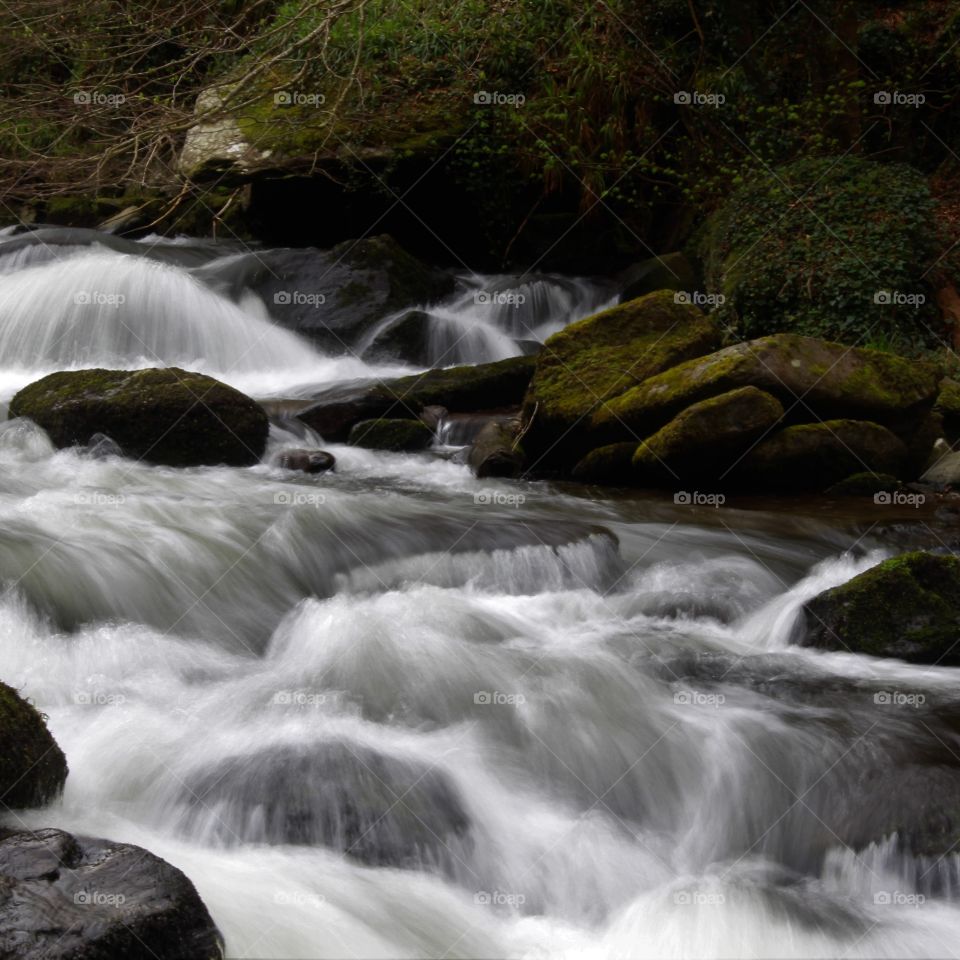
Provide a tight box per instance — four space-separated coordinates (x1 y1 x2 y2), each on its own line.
246 237 454 352
800 551 960 663
522 290 721 471
348 418 433 452
738 421 908 492
0 827 222 959
825 472 903 497
467 419 523 479
571 442 638 485
594 335 940 459
9 368 268 468
275 448 335 473
632 386 784 485
0 681 67 810
178 743 470 871
297 355 536 442
618 252 697 303
362 310 432 365
936 377 960 440
420 405 448 431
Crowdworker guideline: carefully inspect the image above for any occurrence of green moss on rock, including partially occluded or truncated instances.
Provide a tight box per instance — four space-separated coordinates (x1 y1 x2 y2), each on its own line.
801 551 960 663
824 472 903 497
522 290 721 471
594 334 940 447
737 420 908 492
0 680 67 809
9 368 268 467
632 385 783 485
937 377 960 438
348 418 433 451
571 442 639 485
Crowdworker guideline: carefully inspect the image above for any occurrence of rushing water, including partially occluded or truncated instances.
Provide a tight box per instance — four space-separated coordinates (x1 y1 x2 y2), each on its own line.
1 229 960 958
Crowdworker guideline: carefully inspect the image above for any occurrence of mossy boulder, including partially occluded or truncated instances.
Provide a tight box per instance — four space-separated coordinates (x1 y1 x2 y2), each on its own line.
521 290 721 471
0 680 67 809
298 355 535 441
737 420 907 492
571 443 639 485
800 552 960 663
9 368 268 467
937 377 960 439
348 418 433 452
594 334 939 454
632 386 783 485
824 472 903 497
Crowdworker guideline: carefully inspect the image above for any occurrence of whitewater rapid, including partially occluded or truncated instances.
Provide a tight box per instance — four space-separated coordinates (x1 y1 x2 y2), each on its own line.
1 230 959 958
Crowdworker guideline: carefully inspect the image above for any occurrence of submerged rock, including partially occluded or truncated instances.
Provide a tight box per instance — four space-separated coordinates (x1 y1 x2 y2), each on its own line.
738 420 907 492
362 310 432 365
275 448 335 473
9 368 268 467
0 827 222 959
521 290 721 470
632 386 783 485
178 743 470 871
800 551 960 663
348 418 433 451
0 680 67 810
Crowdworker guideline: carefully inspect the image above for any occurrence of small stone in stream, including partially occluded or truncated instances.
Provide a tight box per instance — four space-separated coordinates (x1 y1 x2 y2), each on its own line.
800 551 960 663
467 419 523 479
0 827 223 959
276 448 335 473
348 418 433 452
420 405 448 431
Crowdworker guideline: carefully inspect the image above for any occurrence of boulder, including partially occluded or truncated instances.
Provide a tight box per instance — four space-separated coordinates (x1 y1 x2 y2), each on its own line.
275 448 335 473
177 743 469 871
737 420 907 491
297 355 536 442
0 681 67 810
936 377 960 439
632 386 783 485
467 419 523 479
593 335 940 453
521 290 721 471
921 450 960 488
571 443 638 485
362 310 432 365
0 827 222 959
348 418 433 452
9 368 268 467
617 252 697 303
824 472 902 497
248 237 454 352
799 551 960 663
